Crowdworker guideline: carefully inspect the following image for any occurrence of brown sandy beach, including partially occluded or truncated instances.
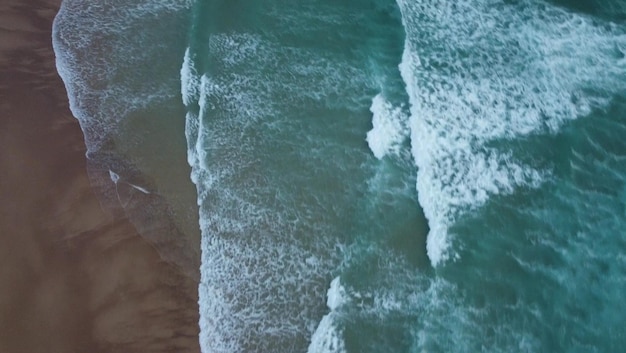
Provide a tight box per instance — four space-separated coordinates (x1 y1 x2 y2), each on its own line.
0 0 200 352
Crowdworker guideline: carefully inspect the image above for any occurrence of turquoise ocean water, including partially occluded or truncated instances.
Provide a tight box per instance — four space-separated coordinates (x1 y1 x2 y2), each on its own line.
54 0 626 352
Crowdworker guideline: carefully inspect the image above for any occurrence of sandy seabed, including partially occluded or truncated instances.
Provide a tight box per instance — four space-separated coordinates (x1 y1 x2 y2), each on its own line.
0 0 201 352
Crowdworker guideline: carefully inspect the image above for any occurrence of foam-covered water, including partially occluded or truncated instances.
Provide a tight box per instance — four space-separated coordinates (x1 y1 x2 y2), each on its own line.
366 94 408 160
55 0 626 351
397 0 626 265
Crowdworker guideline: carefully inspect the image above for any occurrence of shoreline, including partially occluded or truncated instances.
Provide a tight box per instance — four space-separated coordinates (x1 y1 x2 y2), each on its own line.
0 0 201 352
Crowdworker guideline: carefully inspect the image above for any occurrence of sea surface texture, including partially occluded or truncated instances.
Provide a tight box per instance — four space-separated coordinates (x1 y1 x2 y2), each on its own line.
56 0 626 352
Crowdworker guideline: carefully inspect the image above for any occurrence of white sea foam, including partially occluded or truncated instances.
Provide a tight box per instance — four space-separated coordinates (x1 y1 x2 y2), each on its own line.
308 277 347 353
326 277 347 311
307 314 346 353
108 170 120 184
181 48 200 107
366 94 408 160
395 0 626 265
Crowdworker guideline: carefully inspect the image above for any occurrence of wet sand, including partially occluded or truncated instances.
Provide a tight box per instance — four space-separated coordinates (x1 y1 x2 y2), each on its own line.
0 0 200 352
